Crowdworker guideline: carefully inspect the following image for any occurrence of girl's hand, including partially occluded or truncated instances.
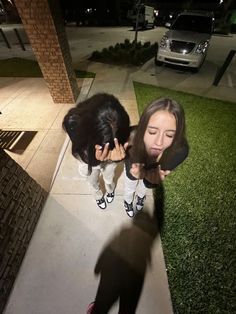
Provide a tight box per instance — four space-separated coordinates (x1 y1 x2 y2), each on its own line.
144 165 171 184
110 138 128 161
95 138 128 161
130 163 145 179
130 164 171 183
95 142 110 161
159 167 171 181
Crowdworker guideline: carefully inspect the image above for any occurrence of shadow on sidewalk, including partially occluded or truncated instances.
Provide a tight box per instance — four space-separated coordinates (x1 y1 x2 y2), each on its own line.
91 186 165 313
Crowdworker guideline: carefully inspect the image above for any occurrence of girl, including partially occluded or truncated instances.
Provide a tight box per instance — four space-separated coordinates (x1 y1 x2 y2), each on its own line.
63 93 130 209
123 97 189 217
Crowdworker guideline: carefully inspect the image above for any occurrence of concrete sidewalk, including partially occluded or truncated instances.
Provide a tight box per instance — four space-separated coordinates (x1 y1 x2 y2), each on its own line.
3 65 173 314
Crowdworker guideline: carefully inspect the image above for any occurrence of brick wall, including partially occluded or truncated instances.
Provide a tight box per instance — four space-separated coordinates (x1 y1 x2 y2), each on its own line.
14 0 79 103
0 149 48 313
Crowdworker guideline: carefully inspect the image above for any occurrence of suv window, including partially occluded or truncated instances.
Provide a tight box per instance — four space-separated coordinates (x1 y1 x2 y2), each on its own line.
171 15 213 34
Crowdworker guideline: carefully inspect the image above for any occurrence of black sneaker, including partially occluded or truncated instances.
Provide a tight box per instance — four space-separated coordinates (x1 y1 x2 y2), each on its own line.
136 195 146 211
96 196 106 209
105 191 115 203
124 201 134 218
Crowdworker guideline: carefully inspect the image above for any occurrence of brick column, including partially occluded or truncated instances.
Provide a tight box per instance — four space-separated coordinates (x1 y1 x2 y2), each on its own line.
14 0 79 103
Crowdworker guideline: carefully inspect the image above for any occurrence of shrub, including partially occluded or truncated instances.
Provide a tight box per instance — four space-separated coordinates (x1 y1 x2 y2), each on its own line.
89 40 158 66
124 38 131 48
143 41 151 48
91 51 101 59
114 43 120 50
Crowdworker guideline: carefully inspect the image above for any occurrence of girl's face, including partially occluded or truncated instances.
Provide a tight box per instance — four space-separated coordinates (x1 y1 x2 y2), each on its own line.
143 110 176 159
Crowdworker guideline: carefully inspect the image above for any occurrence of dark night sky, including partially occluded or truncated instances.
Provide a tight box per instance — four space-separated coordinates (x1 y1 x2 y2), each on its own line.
59 0 235 23
59 0 222 8
59 0 225 10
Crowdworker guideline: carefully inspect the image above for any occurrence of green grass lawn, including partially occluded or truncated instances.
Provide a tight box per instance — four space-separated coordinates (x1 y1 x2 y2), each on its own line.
134 81 236 314
0 58 95 78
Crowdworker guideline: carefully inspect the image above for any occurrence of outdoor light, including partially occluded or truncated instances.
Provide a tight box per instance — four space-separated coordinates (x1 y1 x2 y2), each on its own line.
196 40 209 54
154 10 159 17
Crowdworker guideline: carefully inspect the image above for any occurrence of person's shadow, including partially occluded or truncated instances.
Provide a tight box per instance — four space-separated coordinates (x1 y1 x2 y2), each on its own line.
91 184 165 314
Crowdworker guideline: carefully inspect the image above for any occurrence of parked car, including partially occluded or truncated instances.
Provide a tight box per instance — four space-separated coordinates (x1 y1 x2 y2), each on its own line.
155 11 215 72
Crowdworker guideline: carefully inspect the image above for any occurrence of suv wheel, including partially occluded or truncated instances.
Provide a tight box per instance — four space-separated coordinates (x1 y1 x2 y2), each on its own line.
154 47 163 66
155 60 164 66
191 67 199 73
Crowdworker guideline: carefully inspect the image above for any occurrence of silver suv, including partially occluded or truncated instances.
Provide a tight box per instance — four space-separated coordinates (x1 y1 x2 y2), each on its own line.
156 11 214 72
